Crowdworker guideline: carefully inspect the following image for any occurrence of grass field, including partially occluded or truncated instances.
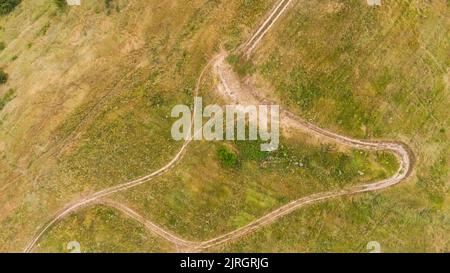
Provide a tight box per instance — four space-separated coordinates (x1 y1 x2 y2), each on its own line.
108 132 398 241
0 0 283 252
35 205 174 253
0 0 448 252
220 0 450 252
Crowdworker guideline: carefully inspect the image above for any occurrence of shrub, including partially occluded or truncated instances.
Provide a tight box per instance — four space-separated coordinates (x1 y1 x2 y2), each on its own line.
217 146 240 168
0 0 21 15
104 0 113 9
53 0 67 9
0 70 8 84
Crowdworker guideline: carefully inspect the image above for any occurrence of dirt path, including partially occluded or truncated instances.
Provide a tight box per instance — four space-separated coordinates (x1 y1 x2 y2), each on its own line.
240 0 293 57
98 200 199 251
24 0 413 253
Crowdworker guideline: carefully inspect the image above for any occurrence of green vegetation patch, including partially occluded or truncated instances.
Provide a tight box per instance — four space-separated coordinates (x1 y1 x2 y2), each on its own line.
0 88 14 111
0 0 21 15
0 70 8 85
53 0 66 10
217 145 240 168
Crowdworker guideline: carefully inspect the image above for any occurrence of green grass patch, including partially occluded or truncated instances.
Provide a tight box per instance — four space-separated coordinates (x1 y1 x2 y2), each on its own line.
217 145 240 169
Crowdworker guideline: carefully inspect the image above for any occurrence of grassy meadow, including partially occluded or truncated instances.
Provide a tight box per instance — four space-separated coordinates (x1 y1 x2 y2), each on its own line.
220 0 449 252
0 0 447 252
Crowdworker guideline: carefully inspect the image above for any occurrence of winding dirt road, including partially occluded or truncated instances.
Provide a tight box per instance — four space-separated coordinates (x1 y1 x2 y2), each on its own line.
24 0 413 253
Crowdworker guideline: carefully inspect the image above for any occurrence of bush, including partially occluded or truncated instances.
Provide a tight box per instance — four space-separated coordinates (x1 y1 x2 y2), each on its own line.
0 70 8 84
217 146 240 168
53 0 67 9
104 0 113 9
0 0 21 15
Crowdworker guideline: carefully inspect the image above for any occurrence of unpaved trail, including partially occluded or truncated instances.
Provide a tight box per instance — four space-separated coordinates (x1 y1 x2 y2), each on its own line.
98 200 199 250
24 0 413 253
240 0 294 57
